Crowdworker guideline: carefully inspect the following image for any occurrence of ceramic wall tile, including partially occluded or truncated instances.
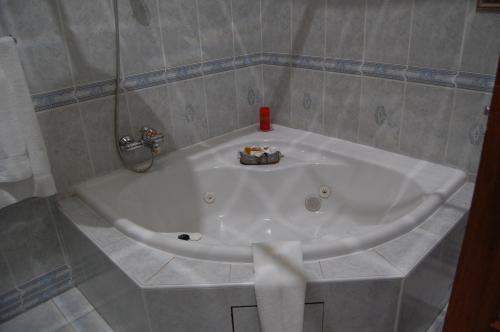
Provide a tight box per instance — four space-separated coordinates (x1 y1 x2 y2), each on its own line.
359 77 405 151
325 0 365 60
80 96 129 176
292 0 325 57
205 71 238 137
168 77 209 148
460 0 500 75
0 198 65 286
236 66 262 128
446 90 491 174
127 85 175 154
158 0 201 68
262 0 291 53
409 0 468 70
232 0 261 56
290 68 324 133
37 105 94 192
324 278 401 331
263 65 291 126
118 0 165 76
198 0 234 61
400 84 454 163
365 0 412 65
58 0 116 85
324 72 361 141
0 0 73 93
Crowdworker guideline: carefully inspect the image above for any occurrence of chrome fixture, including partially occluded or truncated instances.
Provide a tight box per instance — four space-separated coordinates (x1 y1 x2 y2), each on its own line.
119 127 164 155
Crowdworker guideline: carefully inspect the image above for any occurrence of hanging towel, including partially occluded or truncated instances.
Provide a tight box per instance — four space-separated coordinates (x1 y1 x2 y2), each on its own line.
252 241 306 332
0 36 56 208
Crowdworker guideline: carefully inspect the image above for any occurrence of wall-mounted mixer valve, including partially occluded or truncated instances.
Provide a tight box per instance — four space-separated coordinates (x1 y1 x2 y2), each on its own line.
119 127 164 155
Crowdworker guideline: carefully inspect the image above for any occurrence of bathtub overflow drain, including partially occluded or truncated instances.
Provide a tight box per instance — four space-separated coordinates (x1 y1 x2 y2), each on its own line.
305 195 321 212
204 192 216 204
319 185 331 199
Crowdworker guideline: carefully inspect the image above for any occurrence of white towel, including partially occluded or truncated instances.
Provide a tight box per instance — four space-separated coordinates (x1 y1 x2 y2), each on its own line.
252 241 306 332
0 36 56 208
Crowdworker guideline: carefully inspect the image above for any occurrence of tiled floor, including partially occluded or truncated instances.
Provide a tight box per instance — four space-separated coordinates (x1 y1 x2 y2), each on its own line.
0 288 113 332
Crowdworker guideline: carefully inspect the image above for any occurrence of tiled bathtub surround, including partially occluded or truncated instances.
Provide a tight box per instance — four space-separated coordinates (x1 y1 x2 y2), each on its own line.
55 183 474 332
0 197 72 323
0 0 497 194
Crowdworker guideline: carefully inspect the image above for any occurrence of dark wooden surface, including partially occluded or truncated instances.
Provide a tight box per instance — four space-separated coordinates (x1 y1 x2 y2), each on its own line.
443 58 500 331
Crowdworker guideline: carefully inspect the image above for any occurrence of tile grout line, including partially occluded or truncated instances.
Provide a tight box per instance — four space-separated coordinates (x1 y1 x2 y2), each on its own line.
397 0 416 153
194 0 211 138
229 0 239 129
321 0 327 134
444 0 472 163
154 0 176 150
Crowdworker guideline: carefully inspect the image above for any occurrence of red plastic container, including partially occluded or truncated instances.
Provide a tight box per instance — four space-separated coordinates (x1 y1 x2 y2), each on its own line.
260 106 271 131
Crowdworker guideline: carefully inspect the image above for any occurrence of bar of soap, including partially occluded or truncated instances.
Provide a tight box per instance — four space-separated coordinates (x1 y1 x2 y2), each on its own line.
190 233 202 241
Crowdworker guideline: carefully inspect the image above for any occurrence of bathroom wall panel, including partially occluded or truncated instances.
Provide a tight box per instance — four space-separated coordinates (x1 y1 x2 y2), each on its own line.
79 96 128 176
291 0 326 57
325 0 365 61
37 105 95 193
290 68 324 133
409 0 468 71
400 84 454 163
446 90 491 175
118 0 165 76
0 0 73 93
232 303 324 332
144 287 235 332
168 77 209 148
324 278 401 332
365 0 412 65
198 0 234 61
323 72 361 142
460 0 500 75
205 71 238 137
126 85 174 152
0 197 65 286
57 0 116 85
262 0 292 54
158 0 202 68
359 77 405 152
232 0 262 56
263 65 291 127
236 66 263 128
56 211 151 332
398 218 466 332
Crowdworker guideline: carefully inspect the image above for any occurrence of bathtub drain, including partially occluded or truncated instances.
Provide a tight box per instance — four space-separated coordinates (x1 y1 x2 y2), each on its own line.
305 195 321 212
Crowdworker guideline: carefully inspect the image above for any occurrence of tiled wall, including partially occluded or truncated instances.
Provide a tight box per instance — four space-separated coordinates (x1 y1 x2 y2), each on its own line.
1 0 264 193
0 0 262 319
2 0 498 191
0 0 498 324
261 0 499 180
0 197 72 323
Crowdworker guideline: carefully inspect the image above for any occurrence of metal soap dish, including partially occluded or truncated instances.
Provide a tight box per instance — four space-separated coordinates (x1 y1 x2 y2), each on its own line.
239 150 283 165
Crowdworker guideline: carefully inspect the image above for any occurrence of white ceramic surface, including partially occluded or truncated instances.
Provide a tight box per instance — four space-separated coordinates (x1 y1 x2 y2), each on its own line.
75 125 466 262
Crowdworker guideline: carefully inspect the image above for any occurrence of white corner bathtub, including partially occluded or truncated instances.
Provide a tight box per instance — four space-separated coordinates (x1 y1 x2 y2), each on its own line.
75 125 466 263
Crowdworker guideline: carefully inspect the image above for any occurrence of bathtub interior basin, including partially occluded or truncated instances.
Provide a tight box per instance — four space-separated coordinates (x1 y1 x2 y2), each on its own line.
75 125 466 262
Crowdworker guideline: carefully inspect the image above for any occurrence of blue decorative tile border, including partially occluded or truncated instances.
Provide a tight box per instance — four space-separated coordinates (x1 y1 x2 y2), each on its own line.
455 72 495 92
0 265 72 324
32 52 494 112
324 58 362 75
406 67 456 88
362 62 406 81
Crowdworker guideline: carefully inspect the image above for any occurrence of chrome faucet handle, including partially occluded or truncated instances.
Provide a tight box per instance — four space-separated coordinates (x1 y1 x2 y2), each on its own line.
119 135 143 151
141 127 164 144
